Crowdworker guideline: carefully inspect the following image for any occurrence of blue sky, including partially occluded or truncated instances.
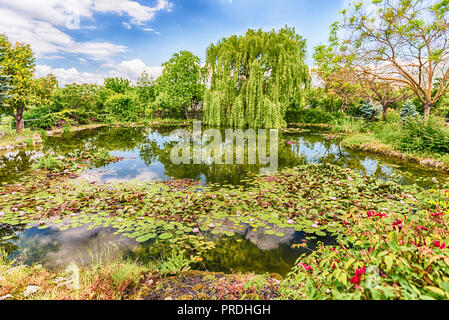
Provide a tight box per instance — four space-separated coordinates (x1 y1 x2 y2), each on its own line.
0 0 347 85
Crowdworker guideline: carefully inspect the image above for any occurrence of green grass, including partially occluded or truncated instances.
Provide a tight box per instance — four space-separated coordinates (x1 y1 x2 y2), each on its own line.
340 115 449 166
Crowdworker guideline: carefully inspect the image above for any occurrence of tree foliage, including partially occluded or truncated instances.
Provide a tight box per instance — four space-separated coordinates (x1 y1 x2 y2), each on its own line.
203 26 310 128
155 51 203 119
338 0 449 120
0 34 36 132
400 100 419 120
136 71 156 117
104 77 131 94
32 74 58 108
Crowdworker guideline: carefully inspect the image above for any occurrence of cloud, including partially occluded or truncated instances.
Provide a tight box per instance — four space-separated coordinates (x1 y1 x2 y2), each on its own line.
143 28 161 35
0 0 172 26
0 0 171 60
36 59 163 86
104 59 163 81
36 65 107 86
92 0 173 25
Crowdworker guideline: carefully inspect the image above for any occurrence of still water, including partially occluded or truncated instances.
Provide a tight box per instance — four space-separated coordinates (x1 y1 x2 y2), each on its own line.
0 125 447 275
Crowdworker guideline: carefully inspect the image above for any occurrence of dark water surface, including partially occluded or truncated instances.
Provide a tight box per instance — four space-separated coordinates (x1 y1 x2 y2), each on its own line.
1 125 447 275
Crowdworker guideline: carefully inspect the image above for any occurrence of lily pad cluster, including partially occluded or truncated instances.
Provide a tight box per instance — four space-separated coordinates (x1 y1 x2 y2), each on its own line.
0 163 415 247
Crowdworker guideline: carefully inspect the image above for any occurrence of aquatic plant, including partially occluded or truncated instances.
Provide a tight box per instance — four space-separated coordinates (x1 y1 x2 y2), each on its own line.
279 186 449 300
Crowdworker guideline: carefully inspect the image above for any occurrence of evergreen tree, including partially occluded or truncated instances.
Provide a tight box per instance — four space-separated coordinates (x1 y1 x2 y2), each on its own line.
400 101 419 120
0 51 13 109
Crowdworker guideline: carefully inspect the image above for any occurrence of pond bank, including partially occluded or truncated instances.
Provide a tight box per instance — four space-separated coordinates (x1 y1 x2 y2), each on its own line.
339 133 449 173
286 122 449 174
0 258 281 300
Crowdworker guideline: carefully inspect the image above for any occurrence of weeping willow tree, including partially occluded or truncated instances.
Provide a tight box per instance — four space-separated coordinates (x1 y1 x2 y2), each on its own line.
203 26 310 129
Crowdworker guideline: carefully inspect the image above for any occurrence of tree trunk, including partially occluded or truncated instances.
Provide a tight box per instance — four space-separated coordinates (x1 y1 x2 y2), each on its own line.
184 102 189 120
15 105 24 133
423 103 432 122
382 105 387 121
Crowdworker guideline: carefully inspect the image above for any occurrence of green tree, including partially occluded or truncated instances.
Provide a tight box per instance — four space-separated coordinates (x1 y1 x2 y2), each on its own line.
104 90 142 122
313 23 360 113
400 101 419 120
104 77 131 94
155 51 203 119
52 84 99 113
203 26 310 128
32 74 58 108
0 34 36 133
136 71 156 118
337 0 449 120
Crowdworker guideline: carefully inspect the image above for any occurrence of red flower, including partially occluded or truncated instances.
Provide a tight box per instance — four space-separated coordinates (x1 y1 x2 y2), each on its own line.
350 267 366 285
367 211 387 218
430 211 444 218
299 263 312 271
434 241 447 249
418 226 429 231
331 259 339 270
350 275 361 284
355 267 366 277
366 211 376 217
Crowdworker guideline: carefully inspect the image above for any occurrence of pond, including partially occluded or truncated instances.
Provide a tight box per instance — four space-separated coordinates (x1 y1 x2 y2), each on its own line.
0 124 448 276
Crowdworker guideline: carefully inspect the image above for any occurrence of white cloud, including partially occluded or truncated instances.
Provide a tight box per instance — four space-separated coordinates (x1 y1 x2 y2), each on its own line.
0 0 172 26
36 65 106 86
104 59 163 81
0 0 171 60
36 59 163 86
143 28 161 35
92 0 172 25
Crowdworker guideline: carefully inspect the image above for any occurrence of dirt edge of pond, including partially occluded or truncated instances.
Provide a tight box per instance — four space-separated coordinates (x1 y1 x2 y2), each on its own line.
142 270 282 300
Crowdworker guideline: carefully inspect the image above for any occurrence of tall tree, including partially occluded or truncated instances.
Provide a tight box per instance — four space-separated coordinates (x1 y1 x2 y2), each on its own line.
136 71 155 117
338 0 449 120
0 34 36 133
313 23 361 113
204 26 310 128
32 74 58 108
155 51 203 119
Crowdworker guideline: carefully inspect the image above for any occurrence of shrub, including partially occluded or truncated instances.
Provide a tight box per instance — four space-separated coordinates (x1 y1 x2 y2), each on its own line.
285 108 335 124
359 102 382 121
399 117 449 155
104 91 143 122
384 109 401 123
279 186 449 300
400 101 419 119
